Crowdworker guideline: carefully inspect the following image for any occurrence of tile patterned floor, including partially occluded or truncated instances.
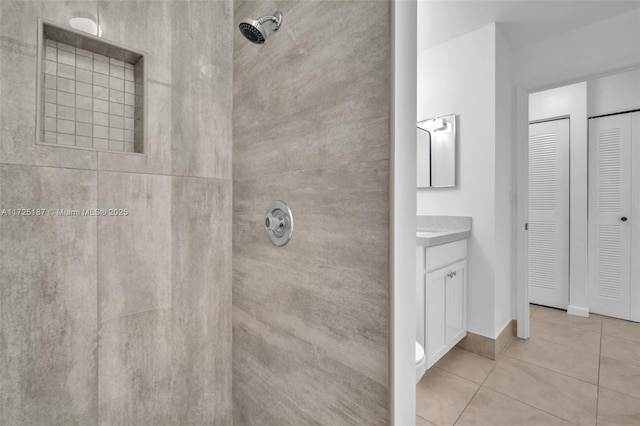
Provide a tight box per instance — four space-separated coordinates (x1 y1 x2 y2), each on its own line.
416 304 640 426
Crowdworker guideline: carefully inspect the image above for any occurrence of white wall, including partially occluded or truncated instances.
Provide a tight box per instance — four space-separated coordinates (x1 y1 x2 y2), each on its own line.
514 10 640 86
417 23 515 339
391 0 417 424
588 68 640 116
494 26 514 334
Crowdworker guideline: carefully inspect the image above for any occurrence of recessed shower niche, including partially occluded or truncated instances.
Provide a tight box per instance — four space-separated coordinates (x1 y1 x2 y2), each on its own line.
36 19 146 154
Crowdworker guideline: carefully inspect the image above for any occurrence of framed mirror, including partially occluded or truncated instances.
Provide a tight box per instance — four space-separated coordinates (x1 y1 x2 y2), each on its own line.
417 114 456 188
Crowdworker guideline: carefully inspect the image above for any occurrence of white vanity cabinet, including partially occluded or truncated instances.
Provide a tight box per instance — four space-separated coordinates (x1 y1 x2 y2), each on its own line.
417 239 467 369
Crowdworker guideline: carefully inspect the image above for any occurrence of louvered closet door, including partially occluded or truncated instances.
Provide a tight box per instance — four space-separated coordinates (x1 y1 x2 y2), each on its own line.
588 114 632 319
528 119 570 309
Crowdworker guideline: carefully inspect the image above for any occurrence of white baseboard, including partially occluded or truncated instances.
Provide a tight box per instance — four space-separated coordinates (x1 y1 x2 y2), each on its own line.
567 305 589 317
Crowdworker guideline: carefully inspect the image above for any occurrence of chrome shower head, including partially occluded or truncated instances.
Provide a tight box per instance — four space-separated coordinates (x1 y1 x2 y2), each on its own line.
239 11 283 44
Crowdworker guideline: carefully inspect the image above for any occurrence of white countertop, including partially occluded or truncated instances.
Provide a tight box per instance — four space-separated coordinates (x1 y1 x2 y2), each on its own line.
416 229 471 247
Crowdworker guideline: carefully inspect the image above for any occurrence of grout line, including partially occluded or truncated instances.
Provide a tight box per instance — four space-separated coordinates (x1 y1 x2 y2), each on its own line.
501 350 599 387
451 350 501 424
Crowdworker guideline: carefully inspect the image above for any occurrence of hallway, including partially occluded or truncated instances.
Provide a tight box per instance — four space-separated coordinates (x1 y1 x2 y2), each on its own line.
416 305 640 425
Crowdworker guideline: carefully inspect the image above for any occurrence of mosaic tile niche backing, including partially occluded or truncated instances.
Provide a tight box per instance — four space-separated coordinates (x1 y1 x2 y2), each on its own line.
38 22 145 154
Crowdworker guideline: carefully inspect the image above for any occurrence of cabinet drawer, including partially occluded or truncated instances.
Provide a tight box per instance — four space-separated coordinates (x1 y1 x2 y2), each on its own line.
425 239 467 272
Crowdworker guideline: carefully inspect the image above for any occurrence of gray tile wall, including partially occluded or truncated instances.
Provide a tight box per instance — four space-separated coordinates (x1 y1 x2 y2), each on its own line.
0 1 232 424
232 1 391 424
41 39 141 153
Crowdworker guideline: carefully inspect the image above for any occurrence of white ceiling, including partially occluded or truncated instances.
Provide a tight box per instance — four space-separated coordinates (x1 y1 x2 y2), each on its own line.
417 0 640 52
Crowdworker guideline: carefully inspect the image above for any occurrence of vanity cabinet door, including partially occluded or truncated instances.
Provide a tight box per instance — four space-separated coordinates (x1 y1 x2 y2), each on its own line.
425 268 448 368
446 260 467 347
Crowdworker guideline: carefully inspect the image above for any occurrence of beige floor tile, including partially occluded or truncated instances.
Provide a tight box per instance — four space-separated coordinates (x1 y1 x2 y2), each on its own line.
434 347 495 385
484 357 597 425
601 335 640 367
530 316 601 354
504 337 600 384
417 415 436 426
529 304 538 317
455 387 573 426
532 306 602 333
416 367 479 426
599 356 640 399
597 388 640 426
602 317 640 343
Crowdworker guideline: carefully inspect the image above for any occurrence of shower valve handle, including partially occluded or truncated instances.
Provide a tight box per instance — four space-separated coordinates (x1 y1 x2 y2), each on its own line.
265 211 285 232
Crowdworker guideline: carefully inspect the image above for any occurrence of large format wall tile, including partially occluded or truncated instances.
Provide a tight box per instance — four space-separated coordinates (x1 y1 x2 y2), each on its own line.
232 0 390 180
171 176 232 424
0 164 97 425
232 0 390 424
233 307 388 426
171 0 233 179
98 309 173 425
97 171 172 322
233 161 389 385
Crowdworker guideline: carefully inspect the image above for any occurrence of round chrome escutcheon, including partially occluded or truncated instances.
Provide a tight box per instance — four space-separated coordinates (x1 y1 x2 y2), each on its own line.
264 200 293 246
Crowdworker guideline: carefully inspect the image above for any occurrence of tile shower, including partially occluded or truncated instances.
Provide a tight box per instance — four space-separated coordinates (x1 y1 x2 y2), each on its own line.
39 23 144 153
0 0 391 424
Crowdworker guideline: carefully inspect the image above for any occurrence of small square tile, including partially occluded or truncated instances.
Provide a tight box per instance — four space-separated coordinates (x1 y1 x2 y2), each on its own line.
124 105 135 118
57 133 75 146
76 95 92 111
109 127 124 141
93 112 109 126
76 68 92 84
109 76 124 91
56 42 75 53
110 64 124 79
124 143 135 153
124 93 135 106
45 46 57 61
124 118 134 130
44 102 57 118
124 80 135 94
44 131 57 144
45 39 56 47
57 49 75 66
94 53 109 62
76 48 93 58
124 63 135 70
124 130 134 143
93 125 109 139
57 63 75 80
44 117 56 132
76 136 92 147
124 68 135 82
109 89 124 103
76 82 92 97
44 74 57 89
45 60 57 75
109 115 124 129
93 73 109 88
57 77 75 94
94 59 110 75
56 91 75 107
76 122 92 137
93 138 109 150
93 85 109 100
109 58 125 67
57 119 75 134
93 99 109 114
76 109 92 124
109 102 124 116
109 141 124 152
76 55 93 71
57 105 75 120
44 88 56 103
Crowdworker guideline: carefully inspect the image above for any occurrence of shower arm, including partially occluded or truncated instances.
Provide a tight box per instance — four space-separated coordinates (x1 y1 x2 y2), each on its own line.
258 12 283 31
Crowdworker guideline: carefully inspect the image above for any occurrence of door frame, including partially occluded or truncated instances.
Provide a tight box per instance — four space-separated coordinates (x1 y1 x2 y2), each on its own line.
516 61 640 339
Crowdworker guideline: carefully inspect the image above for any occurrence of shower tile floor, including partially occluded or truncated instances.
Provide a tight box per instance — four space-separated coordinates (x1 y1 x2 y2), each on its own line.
416 304 640 425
